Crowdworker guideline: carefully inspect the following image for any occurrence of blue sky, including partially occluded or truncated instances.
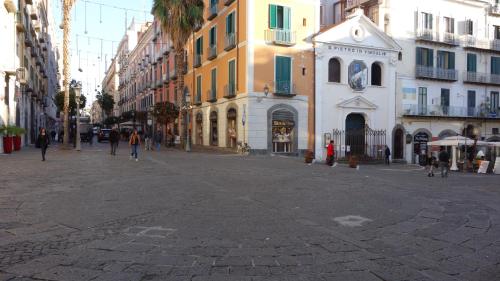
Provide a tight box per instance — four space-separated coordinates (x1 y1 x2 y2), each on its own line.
53 0 154 108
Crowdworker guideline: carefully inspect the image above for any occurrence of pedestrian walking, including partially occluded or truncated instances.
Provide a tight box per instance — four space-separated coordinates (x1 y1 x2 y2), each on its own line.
109 128 120 156
385 146 391 165
50 130 56 142
88 127 94 145
326 140 335 167
37 128 50 161
155 129 163 151
427 151 436 177
438 147 450 178
129 129 141 161
144 130 152 151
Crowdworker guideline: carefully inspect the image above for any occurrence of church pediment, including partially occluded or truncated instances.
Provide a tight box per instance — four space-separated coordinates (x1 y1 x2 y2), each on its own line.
337 96 378 110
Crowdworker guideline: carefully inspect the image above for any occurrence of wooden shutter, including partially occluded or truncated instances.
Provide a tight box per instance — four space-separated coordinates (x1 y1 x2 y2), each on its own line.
416 47 423 65
449 52 455 69
269 5 277 29
284 7 291 30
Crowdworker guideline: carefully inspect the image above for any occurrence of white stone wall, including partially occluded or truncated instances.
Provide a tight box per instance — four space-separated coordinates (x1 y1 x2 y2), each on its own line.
191 93 309 153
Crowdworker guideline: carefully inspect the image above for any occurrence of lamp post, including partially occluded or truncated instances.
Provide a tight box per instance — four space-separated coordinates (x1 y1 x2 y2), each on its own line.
184 87 191 152
72 81 82 151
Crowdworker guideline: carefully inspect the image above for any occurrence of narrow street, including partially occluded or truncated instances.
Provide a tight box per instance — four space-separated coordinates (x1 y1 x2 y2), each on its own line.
0 143 499 280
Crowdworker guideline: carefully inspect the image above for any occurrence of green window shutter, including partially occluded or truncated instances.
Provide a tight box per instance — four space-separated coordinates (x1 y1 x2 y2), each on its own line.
276 56 291 93
211 69 217 96
428 49 433 67
269 4 277 29
449 52 455 69
226 13 233 34
196 76 201 101
284 7 291 30
229 60 235 86
200 37 204 54
467 54 477 72
416 47 422 65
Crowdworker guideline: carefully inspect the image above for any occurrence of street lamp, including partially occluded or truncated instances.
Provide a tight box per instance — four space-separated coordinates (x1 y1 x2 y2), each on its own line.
72 80 82 151
184 87 191 152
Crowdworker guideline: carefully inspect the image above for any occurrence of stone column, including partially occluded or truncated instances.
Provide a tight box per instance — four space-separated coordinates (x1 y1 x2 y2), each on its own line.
450 145 459 171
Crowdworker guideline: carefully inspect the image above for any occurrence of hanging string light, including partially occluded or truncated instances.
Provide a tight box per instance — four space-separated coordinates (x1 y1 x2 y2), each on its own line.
99 4 102 24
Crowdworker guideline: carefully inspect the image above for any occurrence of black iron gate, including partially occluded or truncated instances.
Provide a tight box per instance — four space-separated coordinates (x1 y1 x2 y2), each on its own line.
332 127 387 160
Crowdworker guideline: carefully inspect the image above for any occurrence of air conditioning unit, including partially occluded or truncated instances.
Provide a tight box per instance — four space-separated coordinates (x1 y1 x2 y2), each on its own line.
16 67 27 84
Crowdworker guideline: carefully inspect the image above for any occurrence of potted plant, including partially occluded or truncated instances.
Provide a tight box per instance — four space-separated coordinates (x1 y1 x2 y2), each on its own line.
304 150 314 164
12 127 26 151
348 155 358 168
0 125 16 154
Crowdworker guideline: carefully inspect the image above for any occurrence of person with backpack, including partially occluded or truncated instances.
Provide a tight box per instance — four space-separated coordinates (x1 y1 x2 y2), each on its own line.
129 129 141 161
438 147 450 178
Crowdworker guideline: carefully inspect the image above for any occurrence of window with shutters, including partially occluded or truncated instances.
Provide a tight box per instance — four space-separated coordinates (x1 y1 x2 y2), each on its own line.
275 56 292 94
491 57 500 75
465 20 473 35
328 58 341 83
437 51 455 70
418 87 427 115
196 75 202 104
495 26 500 40
491 92 500 114
269 4 291 30
194 37 203 68
441 89 450 115
371 63 382 86
416 47 433 67
467 53 477 72
467 90 476 116
225 12 236 50
210 68 217 101
444 17 454 34
421 12 433 30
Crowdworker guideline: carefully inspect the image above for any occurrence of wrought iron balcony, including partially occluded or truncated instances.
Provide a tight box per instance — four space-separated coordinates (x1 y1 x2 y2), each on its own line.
208 3 218 20
207 45 217 60
415 65 458 81
265 30 296 46
462 35 500 52
223 84 236 98
224 33 236 51
464 72 500 86
274 81 295 96
490 4 500 16
402 104 500 119
415 29 459 46
194 54 202 68
16 67 27 85
207 89 217 102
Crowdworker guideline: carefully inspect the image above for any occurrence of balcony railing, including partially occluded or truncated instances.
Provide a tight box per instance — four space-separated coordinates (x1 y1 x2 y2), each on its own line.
402 104 500 119
207 45 217 60
490 4 500 16
29 5 37 20
265 29 296 46
207 89 217 102
274 80 294 95
464 72 500 85
416 65 458 81
208 3 218 20
415 29 459 46
223 83 236 98
224 33 236 51
462 35 500 52
194 54 202 68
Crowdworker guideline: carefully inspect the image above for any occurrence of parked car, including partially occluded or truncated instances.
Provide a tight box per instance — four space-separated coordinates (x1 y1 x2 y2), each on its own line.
98 129 111 142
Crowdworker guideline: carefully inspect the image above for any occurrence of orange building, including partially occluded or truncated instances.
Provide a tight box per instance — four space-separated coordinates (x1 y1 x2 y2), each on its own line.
182 0 320 155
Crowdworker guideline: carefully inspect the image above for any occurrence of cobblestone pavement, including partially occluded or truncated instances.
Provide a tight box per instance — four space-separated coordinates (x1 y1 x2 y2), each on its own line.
0 142 499 281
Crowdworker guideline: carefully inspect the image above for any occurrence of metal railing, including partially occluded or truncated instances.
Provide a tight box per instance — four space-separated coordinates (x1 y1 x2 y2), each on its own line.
194 54 202 68
207 45 217 60
415 29 459 45
416 65 458 81
207 89 217 102
224 83 236 98
490 4 500 15
402 104 500 118
461 35 500 52
265 29 296 46
464 72 500 85
274 80 293 95
208 3 218 20
224 33 236 51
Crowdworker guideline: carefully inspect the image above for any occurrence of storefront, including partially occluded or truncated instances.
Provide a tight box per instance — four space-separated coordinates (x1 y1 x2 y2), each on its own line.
227 108 237 148
414 131 430 165
272 109 295 153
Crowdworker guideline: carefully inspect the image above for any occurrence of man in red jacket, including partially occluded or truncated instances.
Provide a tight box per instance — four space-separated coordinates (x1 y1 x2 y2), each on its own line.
326 140 335 166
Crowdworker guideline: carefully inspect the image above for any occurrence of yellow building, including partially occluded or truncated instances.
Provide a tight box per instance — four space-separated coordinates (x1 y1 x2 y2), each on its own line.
183 0 320 155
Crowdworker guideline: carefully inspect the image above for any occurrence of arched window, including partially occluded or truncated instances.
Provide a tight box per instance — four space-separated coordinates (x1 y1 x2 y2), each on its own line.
371 63 382 86
328 58 341 83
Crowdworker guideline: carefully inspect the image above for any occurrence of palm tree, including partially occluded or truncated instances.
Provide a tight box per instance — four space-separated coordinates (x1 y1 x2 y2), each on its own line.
152 0 205 147
62 0 77 148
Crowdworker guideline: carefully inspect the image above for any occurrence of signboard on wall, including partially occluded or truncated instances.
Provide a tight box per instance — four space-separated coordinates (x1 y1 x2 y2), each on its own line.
402 88 416 100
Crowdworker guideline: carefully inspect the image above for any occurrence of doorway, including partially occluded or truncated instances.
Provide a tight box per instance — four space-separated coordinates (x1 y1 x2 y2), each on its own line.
345 113 366 156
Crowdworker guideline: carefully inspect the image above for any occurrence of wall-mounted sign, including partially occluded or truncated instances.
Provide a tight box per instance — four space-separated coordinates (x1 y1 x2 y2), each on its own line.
330 45 388 57
402 87 416 100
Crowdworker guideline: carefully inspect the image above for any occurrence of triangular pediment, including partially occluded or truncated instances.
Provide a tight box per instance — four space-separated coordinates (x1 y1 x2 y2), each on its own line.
337 96 378 110
314 11 401 51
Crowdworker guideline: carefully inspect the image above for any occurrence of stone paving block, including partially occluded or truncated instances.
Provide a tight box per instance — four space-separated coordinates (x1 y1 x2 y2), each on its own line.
90 272 143 281
227 247 277 257
145 254 197 267
321 270 383 281
113 242 156 253
214 256 252 267
33 266 101 281
192 275 253 281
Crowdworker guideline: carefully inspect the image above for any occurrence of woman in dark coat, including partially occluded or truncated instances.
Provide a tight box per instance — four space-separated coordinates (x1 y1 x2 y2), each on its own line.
37 128 50 161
